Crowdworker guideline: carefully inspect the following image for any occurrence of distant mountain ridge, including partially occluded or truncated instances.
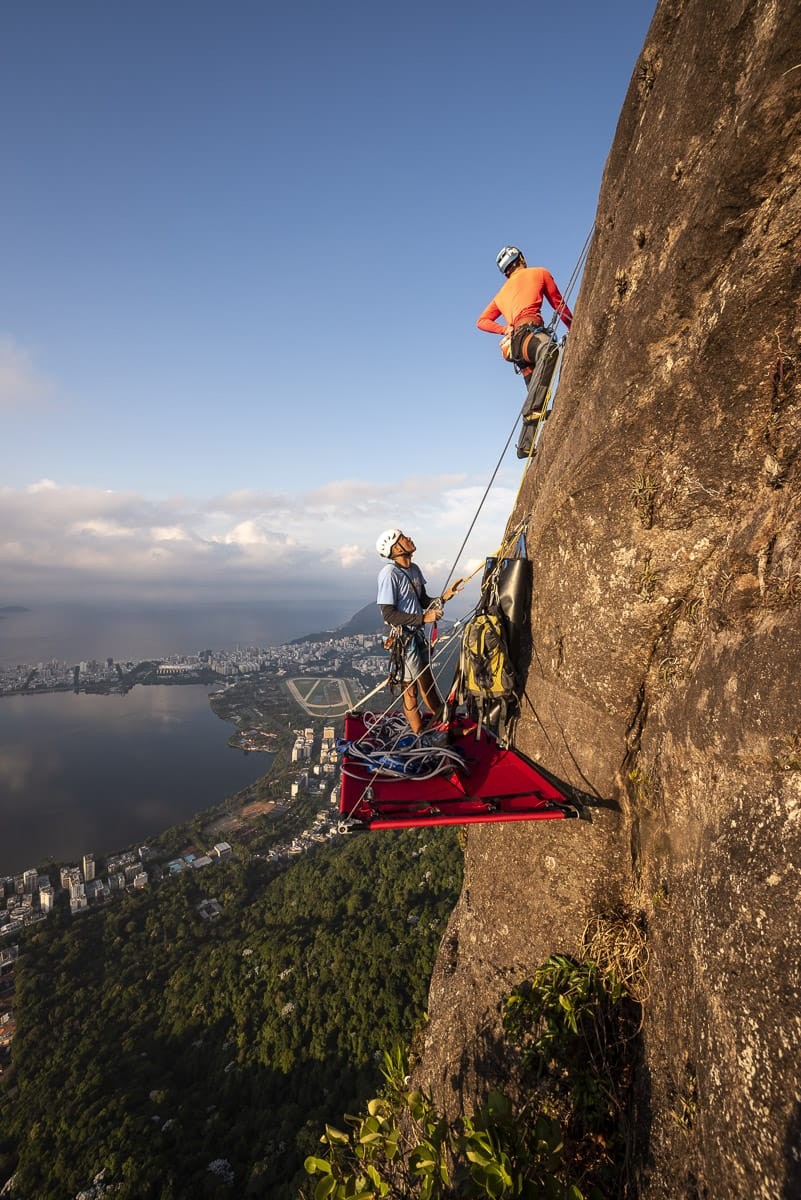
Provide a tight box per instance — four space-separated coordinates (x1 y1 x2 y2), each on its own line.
290 601 385 645
292 601 456 647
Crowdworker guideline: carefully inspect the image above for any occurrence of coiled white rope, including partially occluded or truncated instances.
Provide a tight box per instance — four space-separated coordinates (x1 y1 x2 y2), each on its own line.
338 711 468 784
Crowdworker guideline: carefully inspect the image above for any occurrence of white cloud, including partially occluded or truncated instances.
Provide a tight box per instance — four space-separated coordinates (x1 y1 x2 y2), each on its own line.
151 526 190 542
0 471 518 615
220 519 294 549
0 337 53 412
338 543 365 568
68 518 137 539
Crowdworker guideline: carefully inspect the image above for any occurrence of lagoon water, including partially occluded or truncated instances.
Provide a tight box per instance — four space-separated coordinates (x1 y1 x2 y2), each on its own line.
0 685 269 877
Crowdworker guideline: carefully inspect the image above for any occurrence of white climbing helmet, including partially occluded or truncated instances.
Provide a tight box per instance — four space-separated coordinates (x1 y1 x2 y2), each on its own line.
496 245 522 274
376 528 402 558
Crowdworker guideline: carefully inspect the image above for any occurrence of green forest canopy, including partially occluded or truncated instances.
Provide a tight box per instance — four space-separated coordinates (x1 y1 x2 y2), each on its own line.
1 829 463 1199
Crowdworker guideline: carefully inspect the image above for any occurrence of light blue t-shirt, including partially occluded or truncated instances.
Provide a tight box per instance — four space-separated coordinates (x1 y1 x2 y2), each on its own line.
376 563 427 617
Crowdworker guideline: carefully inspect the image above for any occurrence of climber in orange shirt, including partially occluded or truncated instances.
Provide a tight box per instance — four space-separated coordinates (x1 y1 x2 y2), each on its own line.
476 246 573 387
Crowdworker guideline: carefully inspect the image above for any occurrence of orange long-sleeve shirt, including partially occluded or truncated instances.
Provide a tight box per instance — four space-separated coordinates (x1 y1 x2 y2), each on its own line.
476 266 572 334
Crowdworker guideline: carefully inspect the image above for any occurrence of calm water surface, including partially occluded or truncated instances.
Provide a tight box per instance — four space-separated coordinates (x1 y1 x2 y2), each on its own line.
0 685 270 877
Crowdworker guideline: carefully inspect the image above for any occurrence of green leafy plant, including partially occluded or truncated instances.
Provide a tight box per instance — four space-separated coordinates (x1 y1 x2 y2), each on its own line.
502 951 644 1196
504 957 623 1121
626 765 651 807
306 941 648 1199
303 1047 452 1200
303 1047 583 1200
458 1092 580 1200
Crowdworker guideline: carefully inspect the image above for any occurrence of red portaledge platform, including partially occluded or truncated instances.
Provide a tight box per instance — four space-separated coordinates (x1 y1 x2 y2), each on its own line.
339 713 580 830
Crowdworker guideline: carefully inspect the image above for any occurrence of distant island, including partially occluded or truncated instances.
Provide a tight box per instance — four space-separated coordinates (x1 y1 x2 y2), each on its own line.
0 606 30 618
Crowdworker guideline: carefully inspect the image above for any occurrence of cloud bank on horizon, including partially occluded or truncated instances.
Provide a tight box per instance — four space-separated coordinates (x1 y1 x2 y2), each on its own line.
0 474 516 626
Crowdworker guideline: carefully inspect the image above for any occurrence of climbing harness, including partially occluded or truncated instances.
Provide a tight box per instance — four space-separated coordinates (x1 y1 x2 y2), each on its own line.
385 626 412 693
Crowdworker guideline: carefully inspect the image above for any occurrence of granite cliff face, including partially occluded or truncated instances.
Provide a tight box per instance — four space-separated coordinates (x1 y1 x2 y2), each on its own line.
419 2 801 1195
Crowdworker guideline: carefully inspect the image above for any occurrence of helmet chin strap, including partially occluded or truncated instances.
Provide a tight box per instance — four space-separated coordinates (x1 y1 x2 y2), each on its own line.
391 537 414 562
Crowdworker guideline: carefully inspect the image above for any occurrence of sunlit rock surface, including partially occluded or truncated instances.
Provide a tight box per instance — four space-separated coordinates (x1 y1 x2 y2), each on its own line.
419 1 801 1195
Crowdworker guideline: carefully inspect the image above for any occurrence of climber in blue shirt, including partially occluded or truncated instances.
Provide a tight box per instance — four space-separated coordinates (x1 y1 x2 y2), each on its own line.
376 529 463 733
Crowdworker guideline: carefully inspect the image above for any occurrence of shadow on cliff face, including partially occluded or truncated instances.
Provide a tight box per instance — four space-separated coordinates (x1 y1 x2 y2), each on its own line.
782 1101 801 1200
521 679 620 814
440 961 653 1197
446 1017 509 1116
631 1053 654 1198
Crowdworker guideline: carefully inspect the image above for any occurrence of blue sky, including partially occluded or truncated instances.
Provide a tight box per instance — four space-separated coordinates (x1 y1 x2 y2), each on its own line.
1 0 656 631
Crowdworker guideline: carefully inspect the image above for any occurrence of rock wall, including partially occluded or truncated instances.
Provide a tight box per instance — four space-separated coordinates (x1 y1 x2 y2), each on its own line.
419 1 801 1195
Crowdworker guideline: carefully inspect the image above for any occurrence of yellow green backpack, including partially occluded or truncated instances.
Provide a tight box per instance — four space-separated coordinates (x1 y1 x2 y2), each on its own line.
457 607 518 742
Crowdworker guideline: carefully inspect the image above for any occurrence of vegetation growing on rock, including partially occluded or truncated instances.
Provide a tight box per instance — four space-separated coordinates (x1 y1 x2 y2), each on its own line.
306 915 646 1199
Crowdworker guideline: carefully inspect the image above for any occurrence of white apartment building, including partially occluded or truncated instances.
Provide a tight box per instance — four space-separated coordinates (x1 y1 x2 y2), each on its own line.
60 865 78 889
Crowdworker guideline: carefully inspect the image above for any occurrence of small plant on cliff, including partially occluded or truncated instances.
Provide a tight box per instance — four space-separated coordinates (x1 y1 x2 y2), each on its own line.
305 946 645 1200
636 53 660 97
630 472 657 528
503 946 644 1195
302 1045 580 1199
769 341 796 414
763 573 801 608
657 655 679 685
683 594 705 625
583 912 650 1006
669 1064 698 1135
633 554 660 601
626 765 652 807
774 732 801 771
